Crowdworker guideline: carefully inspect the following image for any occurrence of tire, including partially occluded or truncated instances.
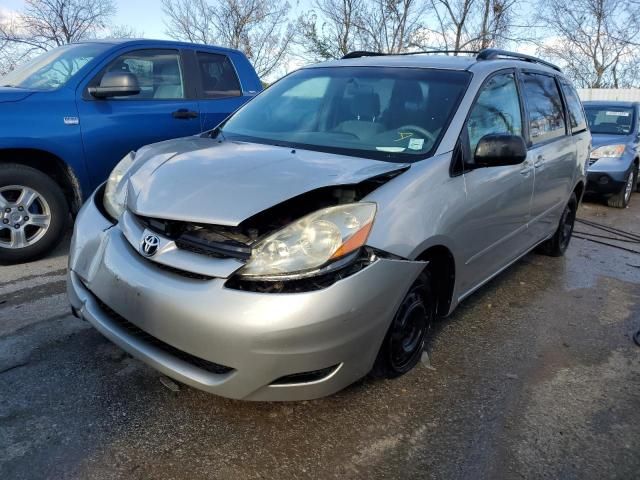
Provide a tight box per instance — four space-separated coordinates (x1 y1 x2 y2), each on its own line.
0 163 69 264
607 166 636 208
538 193 577 257
371 271 436 379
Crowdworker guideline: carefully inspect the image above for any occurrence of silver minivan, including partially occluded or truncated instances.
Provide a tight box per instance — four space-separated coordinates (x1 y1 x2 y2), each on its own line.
67 49 590 401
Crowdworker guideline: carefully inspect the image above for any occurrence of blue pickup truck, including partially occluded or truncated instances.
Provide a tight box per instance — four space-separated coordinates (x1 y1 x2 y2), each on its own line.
0 39 261 263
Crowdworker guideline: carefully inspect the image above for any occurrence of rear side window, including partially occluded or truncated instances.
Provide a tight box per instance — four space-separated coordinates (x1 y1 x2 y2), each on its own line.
466 73 523 153
559 79 587 133
197 52 242 98
521 73 566 145
99 49 185 100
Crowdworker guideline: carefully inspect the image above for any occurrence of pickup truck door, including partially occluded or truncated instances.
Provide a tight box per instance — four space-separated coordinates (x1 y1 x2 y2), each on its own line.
76 48 202 189
187 50 257 131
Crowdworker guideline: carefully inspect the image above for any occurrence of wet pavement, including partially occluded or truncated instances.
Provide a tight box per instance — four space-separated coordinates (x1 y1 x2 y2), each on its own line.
1 195 639 479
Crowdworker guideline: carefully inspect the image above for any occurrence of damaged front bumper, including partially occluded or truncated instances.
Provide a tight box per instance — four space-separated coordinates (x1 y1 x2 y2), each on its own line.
67 191 426 401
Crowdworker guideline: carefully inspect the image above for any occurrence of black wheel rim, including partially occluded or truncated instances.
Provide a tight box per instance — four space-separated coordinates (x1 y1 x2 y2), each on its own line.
389 289 431 371
559 202 576 250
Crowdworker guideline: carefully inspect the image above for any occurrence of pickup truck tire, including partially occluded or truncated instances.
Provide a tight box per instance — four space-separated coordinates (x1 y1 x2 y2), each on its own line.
538 193 577 257
607 166 636 208
0 164 68 264
371 271 435 379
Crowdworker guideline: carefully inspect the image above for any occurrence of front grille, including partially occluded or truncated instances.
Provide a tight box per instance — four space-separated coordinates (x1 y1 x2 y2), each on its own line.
96 299 234 375
136 215 252 260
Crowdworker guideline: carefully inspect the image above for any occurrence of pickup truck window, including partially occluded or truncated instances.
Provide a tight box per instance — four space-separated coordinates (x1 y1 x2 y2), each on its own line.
99 49 185 100
0 43 110 91
196 52 242 98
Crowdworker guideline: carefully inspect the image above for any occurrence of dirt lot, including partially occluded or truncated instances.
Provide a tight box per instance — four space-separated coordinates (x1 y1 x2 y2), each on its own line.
1 195 639 480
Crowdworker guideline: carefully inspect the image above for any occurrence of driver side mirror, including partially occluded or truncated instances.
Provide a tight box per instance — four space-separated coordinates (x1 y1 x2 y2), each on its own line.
89 71 140 99
473 134 527 167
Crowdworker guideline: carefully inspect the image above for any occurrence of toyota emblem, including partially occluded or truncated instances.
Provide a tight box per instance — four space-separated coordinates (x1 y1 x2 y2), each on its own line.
140 234 160 257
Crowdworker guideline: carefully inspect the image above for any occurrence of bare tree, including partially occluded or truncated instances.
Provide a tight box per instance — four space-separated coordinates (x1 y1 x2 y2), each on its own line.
296 0 365 60
358 0 428 53
0 0 116 55
162 0 294 78
0 0 121 75
535 0 640 88
419 0 516 52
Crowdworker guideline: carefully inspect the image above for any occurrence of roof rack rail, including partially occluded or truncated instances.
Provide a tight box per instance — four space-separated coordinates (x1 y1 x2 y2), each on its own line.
341 51 386 59
341 50 478 59
476 48 561 72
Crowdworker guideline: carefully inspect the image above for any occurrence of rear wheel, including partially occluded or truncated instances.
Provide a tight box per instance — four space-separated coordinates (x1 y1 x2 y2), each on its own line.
0 164 68 264
538 193 577 257
371 271 435 379
607 166 636 208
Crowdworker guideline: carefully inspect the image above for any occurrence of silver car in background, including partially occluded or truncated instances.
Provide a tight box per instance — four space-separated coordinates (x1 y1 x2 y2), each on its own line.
67 49 589 401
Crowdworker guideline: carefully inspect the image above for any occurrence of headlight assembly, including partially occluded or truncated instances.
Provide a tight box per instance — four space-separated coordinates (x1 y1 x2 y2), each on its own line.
590 144 626 159
239 202 376 280
103 151 136 220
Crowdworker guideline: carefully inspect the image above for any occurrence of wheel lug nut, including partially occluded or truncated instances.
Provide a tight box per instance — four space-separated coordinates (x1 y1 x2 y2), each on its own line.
17 206 24 211
4 208 9 213
14 224 20 229
2 219 8 224
24 216 29 221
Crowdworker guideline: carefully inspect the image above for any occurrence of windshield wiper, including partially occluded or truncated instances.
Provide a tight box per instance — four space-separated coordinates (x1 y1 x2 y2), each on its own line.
1 84 15 88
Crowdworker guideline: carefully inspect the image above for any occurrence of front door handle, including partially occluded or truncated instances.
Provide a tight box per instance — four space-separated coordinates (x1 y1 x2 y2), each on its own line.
172 109 199 119
520 160 533 176
534 156 544 168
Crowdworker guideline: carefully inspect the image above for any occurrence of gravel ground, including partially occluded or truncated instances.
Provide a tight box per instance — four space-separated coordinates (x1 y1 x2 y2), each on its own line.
1 194 639 480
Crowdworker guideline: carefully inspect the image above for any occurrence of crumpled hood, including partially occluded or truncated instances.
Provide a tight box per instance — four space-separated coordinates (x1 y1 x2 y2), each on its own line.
128 136 408 225
0 87 35 103
591 133 633 149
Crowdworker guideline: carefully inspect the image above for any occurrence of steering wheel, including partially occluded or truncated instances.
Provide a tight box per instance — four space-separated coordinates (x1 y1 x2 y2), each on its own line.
396 125 437 147
331 130 360 139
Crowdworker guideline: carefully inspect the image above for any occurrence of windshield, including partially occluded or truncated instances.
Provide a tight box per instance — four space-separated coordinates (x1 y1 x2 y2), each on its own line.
584 106 636 135
1 43 110 91
221 67 471 161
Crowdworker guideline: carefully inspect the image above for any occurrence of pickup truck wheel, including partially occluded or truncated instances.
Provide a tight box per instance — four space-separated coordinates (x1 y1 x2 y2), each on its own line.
538 193 577 257
371 271 435 379
607 166 636 208
0 164 68 264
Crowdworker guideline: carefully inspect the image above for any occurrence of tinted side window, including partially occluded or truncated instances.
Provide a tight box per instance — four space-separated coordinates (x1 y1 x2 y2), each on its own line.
197 52 241 98
521 73 566 144
559 79 587 133
99 49 185 100
466 73 523 153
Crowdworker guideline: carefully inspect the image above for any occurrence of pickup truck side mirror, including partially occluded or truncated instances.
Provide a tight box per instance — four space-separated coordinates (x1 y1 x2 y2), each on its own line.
88 71 140 99
473 134 527 167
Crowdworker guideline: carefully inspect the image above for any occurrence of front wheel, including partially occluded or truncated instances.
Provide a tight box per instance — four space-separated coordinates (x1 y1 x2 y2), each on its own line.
0 164 69 264
538 193 577 257
371 272 436 379
608 165 636 208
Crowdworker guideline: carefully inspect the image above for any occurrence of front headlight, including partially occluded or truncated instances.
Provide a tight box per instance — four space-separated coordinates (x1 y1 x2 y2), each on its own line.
239 202 377 280
590 144 626 159
103 151 136 219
